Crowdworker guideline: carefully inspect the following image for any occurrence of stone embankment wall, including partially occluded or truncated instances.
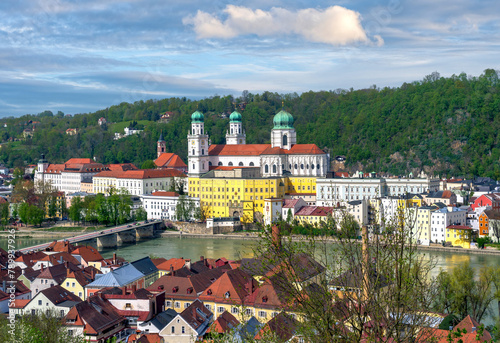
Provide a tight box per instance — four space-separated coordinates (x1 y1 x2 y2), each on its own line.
170 221 241 235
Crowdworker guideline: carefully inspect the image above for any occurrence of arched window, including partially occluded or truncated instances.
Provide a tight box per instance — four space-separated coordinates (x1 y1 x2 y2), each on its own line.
209 161 212 166
265 165 269 173
249 162 254 166
283 134 288 146
201 128 203 134
239 128 241 133
202 149 204 155
228 162 233 166
282 164 285 171
294 164 298 169
317 164 320 169
218 162 223 166
238 162 244 166
301 164 304 170
192 149 195 155
306 164 309 169
231 128 233 134
289 164 292 169
273 165 277 173
311 164 315 169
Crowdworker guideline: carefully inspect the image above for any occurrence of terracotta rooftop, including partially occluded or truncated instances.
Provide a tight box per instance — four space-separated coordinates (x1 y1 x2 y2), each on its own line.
208 143 326 156
150 191 180 197
207 311 240 334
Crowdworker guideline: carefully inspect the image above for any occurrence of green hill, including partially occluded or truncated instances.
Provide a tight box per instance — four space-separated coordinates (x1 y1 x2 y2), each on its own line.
1 69 499 179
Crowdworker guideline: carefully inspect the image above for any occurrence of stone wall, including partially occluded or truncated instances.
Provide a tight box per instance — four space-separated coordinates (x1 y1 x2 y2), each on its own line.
172 221 241 235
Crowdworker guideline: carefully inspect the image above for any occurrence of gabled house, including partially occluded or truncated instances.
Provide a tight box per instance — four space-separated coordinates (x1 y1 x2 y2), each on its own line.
471 193 500 211
99 286 164 330
62 293 128 342
30 262 81 296
147 267 228 312
10 284 81 318
138 308 178 334
61 269 93 300
159 299 213 343
0 282 30 313
198 268 257 320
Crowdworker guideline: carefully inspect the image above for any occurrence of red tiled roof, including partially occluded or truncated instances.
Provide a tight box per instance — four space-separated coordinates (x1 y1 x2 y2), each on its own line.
208 143 325 156
150 191 180 197
166 155 187 168
199 269 256 305
66 158 93 164
446 225 472 230
11 299 30 308
156 258 188 272
295 206 335 217
454 315 492 342
106 163 138 171
94 168 185 179
154 153 175 167
207 311 240 334
72 245 103 263
115 309 150 321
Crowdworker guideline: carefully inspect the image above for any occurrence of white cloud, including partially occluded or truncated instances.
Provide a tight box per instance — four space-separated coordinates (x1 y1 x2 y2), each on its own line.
183 5 378 46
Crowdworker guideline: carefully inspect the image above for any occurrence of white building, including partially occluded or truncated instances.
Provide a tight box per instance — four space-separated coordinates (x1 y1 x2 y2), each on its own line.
141 192 200 220
187 110 329 179
316 177 439 204
93 169 187 196
35 156 107 194
430 206 467 243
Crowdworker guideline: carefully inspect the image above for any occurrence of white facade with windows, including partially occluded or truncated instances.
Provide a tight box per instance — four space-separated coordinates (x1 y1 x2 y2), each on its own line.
141 192 200 220
316 177 439 204
430 206 466 243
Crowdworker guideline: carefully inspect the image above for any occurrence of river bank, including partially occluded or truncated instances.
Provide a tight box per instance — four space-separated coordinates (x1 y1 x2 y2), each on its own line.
160 231 500 256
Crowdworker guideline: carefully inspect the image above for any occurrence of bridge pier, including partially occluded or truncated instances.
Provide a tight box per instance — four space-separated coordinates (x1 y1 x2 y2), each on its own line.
97 233 117 250
117 231 136 246
136 226 154 240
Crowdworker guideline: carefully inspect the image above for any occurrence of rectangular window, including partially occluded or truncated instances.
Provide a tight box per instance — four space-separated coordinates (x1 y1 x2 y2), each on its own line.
259 311 267 318
218 307 225 313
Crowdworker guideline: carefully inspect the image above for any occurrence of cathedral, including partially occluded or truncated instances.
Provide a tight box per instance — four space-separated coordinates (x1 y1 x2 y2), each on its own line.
186 109 330 178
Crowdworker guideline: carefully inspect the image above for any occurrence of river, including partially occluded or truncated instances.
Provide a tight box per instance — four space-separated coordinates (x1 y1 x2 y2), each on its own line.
4 235 500 325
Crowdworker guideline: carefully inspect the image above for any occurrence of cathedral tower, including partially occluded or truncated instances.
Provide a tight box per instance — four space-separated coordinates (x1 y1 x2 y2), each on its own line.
225 110 246 145
187 111 210 177
271 109 296 149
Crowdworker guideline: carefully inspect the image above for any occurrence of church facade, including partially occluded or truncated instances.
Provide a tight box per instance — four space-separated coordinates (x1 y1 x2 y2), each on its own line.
187 109 330 179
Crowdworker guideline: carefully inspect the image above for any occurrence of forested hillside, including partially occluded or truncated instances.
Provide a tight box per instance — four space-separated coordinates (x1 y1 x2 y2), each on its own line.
1 69 499 178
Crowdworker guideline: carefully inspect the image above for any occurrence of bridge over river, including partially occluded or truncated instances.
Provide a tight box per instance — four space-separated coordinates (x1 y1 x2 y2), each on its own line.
18 220 165 253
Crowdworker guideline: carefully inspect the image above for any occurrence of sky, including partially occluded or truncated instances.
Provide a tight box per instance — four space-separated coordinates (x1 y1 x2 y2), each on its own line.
0 0 499 117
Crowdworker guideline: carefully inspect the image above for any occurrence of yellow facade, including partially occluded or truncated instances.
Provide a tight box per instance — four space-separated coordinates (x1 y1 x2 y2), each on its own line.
61 276 86 300
415 208 432 244
296 214 326 226
446 227 471 249
190 176 287 222
189 176 317 223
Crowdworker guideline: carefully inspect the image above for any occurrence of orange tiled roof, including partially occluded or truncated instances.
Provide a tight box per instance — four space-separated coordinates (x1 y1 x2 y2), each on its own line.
154 153 175 167
65 158 94 164
166 154 187 168
156 258 188 272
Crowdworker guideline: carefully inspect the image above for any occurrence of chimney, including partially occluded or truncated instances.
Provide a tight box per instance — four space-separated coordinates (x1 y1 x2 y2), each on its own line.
170 265 174 276
121 286 127 295
184 259 191 270
64 261 69 269
246 281 253 294
41 264 44 271
362 225 370 302
271 225 281 250
90 268 95 280
113 253 116 265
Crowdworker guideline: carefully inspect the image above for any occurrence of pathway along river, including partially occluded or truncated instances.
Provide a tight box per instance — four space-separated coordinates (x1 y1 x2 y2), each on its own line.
4 235 500 325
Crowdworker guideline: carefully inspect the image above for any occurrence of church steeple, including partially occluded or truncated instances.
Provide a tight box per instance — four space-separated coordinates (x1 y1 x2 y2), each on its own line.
157 131 166 158
187 111 210 177
225 110 246 145
271 109 296 149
